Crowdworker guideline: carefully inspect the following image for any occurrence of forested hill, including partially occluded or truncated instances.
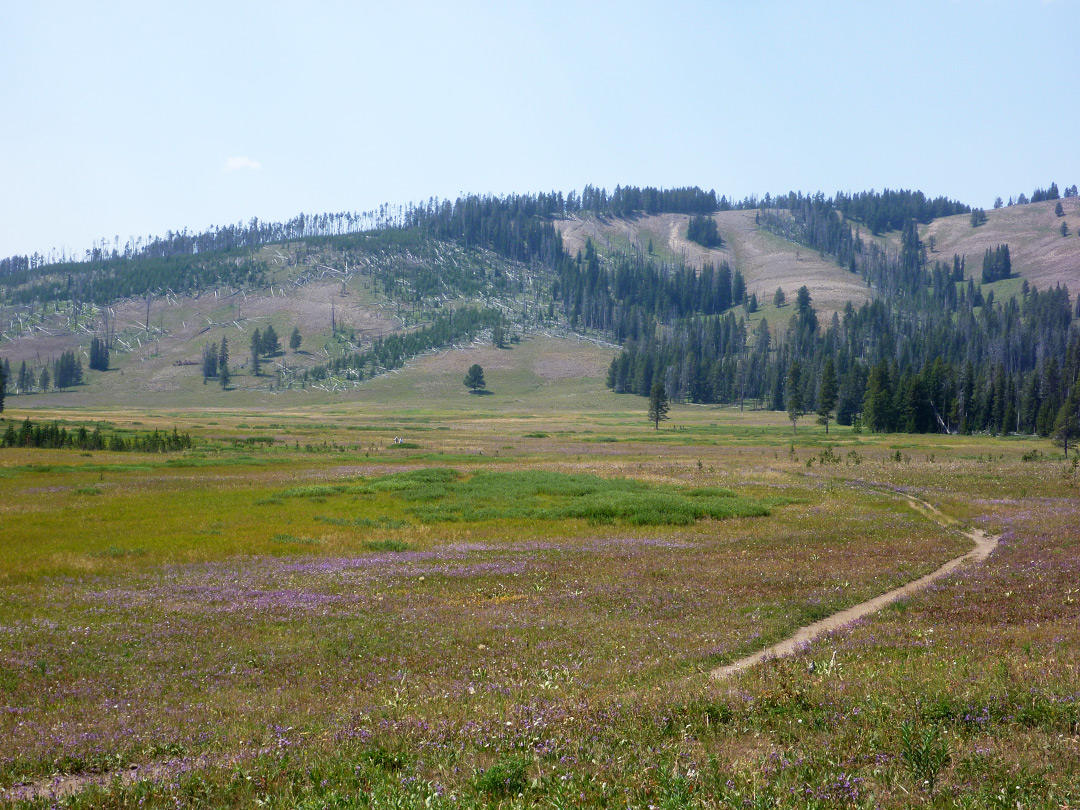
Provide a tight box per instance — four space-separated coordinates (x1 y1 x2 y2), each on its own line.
1 182 1078 444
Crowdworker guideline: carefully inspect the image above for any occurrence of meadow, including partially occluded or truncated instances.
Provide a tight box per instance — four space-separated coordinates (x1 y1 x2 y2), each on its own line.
1 391 1078 808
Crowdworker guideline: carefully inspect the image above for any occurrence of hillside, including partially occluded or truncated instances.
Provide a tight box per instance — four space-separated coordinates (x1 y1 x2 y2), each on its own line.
2 185 1078 441
0 231 548 408
554 210 871 319
922 196 1080 292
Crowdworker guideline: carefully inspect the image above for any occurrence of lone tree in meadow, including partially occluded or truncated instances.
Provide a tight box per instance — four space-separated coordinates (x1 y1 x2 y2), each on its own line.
648 380 670 430
817 357 838 434
464 363 486 392
289 327 302 352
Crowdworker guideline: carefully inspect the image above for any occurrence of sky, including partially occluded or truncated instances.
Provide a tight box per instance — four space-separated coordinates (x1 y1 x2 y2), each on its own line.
2 0 1078 259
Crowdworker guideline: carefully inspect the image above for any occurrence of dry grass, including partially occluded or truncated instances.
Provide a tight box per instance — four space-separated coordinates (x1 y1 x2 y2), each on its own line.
922 197 1080 291
553 211 872 319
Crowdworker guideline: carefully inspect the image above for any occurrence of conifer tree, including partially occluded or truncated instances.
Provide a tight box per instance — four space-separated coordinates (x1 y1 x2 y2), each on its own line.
863 361 895 432
648 380 669 430
817 357 838 434
89 336 109 371
1054 383 1080 456
289 327 302 352
786 360 803 433
202 342 218 383
732 269 747 306
262 324 280 356
218 337 230 389
250 328 262 376
463 363 486 391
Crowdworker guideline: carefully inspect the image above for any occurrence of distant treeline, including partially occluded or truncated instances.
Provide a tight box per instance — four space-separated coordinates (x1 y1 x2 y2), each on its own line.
0 185 723 294
1 418 194 452
0 185 978 311
1009 181 1078 206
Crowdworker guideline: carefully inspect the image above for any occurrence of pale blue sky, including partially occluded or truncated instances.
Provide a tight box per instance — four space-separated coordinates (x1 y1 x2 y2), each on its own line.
2 1 1077 259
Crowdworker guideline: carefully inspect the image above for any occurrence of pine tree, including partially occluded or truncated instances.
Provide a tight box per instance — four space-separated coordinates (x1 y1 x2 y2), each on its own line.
786 360 803 433
218 337 230 389
648 380 669 430
89 336 109 371
817 358 838 434
202 342 218 383
262 324 280 356
863 361 896 432
250 328 262 376
289 327 302 352
774 288 786 308
0 361 5 413
463 363 486 391
732 269 746 306
39 366 50 392
1054 383 1080 457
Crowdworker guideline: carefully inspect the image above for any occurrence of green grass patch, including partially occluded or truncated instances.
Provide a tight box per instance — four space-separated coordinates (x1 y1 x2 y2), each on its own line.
310 468 770 527
269 533 320 546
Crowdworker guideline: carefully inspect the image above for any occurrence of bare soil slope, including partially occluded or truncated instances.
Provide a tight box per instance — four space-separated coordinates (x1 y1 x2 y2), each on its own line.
554 211 871 318
715 210 871 316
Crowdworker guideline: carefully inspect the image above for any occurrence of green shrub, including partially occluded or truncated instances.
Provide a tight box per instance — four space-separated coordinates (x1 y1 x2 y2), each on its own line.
900 721 950 794
363 539 411 552
475 754 529 797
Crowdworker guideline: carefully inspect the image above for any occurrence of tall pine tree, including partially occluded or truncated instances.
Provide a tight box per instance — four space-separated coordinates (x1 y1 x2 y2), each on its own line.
817 357 838 434
218 337 230 389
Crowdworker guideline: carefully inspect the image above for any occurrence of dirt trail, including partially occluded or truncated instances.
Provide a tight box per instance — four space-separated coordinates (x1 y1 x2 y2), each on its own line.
710 493 1000 681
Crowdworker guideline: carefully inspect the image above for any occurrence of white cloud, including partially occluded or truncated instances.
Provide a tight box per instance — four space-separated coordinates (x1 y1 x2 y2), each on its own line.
224 156 261 172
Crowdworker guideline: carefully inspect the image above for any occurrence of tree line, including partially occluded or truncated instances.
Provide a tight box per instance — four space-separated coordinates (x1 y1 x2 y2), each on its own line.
1 418 194 452
1 185 725 301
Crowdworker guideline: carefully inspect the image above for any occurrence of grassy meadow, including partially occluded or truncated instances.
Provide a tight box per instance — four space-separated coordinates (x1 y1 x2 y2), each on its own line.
1 365 1078 808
